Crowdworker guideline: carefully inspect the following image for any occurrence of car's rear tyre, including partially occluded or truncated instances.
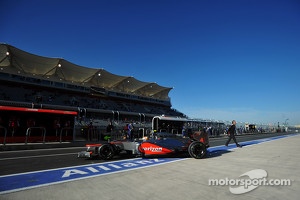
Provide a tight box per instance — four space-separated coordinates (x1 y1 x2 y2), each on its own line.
98 143 115 160
188 141 206 159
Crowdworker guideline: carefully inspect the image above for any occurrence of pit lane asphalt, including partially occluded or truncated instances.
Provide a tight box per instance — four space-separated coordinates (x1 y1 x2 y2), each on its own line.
0 132 292 176
1 132 299 200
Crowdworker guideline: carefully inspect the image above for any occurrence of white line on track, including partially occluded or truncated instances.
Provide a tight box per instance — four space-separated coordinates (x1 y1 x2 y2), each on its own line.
0 146 84 154
0 152 77 161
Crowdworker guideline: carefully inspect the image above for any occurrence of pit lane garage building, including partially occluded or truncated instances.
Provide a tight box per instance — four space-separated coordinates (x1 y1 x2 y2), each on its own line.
0 43 193 143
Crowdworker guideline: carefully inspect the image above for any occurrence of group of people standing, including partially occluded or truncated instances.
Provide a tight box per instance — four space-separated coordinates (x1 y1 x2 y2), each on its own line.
106 121 134 140
106 119 242 147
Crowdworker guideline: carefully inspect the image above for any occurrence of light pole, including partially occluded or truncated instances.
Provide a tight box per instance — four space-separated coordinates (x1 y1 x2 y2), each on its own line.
284 118 289 132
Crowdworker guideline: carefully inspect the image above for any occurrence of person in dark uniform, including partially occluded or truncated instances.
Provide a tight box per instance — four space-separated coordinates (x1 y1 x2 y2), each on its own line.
106 121 114 133
225 120 242 147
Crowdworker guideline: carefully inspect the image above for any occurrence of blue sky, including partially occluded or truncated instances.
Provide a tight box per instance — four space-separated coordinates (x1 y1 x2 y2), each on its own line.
1 0 299 126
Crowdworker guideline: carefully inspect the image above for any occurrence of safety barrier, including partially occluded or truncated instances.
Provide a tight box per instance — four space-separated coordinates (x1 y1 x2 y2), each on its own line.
80 127 124 142
25 127 46 144
73 126 151 142
0 126 8 145
138 128 145 138
59 127 73 143
107 131 124 141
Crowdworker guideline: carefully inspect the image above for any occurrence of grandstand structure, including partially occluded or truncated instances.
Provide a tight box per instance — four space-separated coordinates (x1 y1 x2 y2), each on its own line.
0 43 187 143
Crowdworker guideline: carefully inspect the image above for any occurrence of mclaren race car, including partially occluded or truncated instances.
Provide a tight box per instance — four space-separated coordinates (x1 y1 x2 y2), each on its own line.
78 129 209 160
138 131 209 159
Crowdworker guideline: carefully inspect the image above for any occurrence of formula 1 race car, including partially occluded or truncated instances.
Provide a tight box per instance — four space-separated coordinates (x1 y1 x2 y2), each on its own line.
78 130 209 160
138 131 209 159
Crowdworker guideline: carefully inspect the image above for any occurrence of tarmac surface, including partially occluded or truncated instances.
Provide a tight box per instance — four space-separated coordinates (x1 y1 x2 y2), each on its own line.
1 134 299 200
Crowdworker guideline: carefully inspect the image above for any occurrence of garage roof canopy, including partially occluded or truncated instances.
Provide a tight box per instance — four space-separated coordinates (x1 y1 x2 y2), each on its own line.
0 43 172 100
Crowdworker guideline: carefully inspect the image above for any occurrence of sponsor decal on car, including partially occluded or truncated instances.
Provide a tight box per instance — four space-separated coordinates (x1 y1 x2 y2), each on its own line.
142 146 163 152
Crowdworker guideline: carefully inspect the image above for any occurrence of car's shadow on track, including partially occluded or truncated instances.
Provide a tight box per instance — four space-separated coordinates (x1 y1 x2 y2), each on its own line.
206 143 250 158
206 149 232 158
